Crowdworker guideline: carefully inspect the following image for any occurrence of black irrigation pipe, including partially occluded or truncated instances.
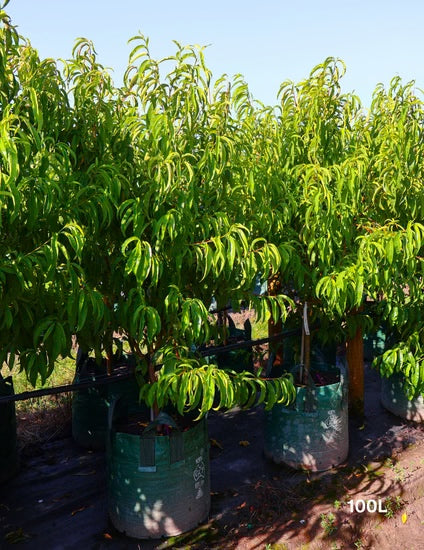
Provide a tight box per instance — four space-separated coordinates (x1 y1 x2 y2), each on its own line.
200 327 302 356
0 368 135 404
208 304 234 315
0 328 302 405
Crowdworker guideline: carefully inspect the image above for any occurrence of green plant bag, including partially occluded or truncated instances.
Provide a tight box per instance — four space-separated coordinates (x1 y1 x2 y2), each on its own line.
215 318 254 374
71 359 109 450
0 376 19 483
107 408 210 538
269 335 337 378
364 328 386 362
72 357 147 450
264 363 348 471
381 373 424 422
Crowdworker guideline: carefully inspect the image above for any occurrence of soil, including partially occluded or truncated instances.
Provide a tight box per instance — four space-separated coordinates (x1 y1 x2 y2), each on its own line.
114 411 195 436
197 364 424 550
1 344 424 549
310 370 340 386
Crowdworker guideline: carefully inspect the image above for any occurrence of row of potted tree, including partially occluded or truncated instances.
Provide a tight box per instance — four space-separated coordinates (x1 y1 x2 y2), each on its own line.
1 4 424 537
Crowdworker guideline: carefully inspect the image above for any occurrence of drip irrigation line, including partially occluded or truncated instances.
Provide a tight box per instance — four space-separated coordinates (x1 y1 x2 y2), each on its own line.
0 328 301 404
0 368 134 404
200 327 301 356
208 304 233 315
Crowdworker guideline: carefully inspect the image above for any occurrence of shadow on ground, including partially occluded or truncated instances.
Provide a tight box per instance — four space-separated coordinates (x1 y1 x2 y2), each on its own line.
1 364 423 550
167 364 424 550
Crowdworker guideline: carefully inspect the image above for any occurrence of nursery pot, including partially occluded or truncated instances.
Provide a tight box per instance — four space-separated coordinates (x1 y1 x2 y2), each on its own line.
72 358 109 449
216 318 254 374
216 345 253 373
264 364 348 471
107 406 210 539
269 336 337 378
363 328 386 362
72 356 146 450
381 373 424 422
0 376 19 483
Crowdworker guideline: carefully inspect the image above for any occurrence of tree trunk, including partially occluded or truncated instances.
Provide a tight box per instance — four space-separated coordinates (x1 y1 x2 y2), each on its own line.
268 274 284 368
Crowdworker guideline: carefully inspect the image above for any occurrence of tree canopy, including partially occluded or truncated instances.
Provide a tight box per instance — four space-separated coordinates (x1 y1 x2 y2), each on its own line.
1 7 423 408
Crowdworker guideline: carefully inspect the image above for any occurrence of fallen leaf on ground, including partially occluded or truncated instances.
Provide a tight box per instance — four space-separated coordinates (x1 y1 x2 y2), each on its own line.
71 506 87 516
52 493 72 502
239 440 250 447
210 438 223 449
402 512 407 523
5 529 31 543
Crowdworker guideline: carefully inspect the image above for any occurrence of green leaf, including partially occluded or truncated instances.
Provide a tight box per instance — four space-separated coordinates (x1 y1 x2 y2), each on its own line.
77 293 88 331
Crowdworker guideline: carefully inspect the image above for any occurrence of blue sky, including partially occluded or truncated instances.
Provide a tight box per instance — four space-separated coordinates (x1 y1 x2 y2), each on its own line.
5 0 424 107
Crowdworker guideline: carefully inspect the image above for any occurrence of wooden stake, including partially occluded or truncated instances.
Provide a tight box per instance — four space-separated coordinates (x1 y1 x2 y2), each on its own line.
302 302 311 386
303 331 311 386
346 324 364 418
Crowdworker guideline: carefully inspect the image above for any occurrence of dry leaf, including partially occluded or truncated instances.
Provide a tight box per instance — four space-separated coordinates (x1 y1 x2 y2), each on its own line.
5 529 31 543
210 438 223 449
239 440 250 447
71 506 87 516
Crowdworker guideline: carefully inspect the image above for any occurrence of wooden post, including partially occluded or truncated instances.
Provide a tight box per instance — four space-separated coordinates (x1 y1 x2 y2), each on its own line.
303 329 311 386
300 302 311 386
346 324 364 418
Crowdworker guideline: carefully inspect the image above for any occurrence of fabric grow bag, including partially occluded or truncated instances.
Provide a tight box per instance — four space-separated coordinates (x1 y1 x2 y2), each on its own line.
363 328 386 362
0 376 19 483
216 318 254 374
268 335 337 378
264 364 348 471
72 356 146 450
72 358 109 449
107 408 210 539
381 374 424 422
